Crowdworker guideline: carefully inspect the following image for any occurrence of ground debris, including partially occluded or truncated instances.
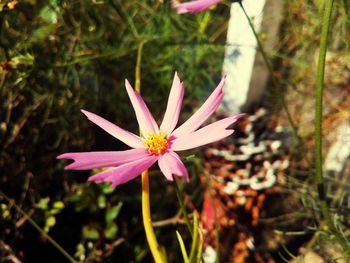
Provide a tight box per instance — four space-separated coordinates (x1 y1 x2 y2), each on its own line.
200 107 292 262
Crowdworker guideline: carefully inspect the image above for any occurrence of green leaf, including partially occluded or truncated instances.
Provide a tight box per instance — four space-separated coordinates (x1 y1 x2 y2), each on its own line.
184 154 196 161
92 0 110 4
39 1 59 24
52 201 65 210
10 54 34 68
74 243 86 261
45 216 56 231
101 183 115 194
82 225 99 240
189 211 203 263
37 198 50 210
27 25 55 45
105 223 118 240
176 231 189 263
196 232 203 263
105 202 123 224
2 209 10 219
97 195 106 209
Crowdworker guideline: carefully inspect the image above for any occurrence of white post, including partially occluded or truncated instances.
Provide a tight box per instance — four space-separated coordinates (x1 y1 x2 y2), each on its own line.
222 0 266 114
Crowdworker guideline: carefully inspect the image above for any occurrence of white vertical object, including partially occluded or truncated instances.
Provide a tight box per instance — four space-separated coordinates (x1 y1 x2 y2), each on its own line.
325 122 350 174
222 0 266 114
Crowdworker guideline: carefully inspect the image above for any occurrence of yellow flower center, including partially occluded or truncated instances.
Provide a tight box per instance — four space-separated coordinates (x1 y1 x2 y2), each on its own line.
143 132 168 155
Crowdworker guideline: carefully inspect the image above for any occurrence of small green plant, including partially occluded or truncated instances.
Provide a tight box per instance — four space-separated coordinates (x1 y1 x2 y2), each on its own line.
37 198 65 233
67 183 123 241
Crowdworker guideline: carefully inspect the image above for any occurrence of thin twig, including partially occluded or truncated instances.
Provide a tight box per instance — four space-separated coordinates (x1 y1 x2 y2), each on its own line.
152 211 185 227
0 191 77 263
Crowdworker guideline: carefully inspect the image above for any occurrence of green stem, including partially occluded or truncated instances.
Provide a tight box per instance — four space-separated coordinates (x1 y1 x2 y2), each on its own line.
188 211 199 261
141 171 166 263
315 0 349 253
135 41 144 93
0 191 77 263
134 42 166 262
173 179 193 236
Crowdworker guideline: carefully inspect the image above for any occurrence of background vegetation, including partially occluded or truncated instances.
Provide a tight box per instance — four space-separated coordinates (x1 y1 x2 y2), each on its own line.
1 0 350 262
0 1 229 262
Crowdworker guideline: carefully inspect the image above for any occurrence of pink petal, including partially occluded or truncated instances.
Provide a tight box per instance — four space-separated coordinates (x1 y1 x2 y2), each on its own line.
160 72 184 134
158 154 173 181
81 109 144 148
125 79 159 135
57 148 150 170
173 0 222 14
158 152 189 182
88 155 158 187
171 77 225 138
171 114 244 151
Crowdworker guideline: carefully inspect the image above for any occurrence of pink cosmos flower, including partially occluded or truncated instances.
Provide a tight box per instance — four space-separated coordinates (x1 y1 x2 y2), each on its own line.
57 73 243 187
173 0 222 14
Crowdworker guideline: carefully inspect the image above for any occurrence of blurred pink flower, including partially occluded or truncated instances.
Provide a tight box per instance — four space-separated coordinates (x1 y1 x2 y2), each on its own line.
58 73 243 187
173 0 222 14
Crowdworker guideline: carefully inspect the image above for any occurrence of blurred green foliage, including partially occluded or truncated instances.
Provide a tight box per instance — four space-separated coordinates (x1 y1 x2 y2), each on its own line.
36 197 65 232
0 0 228 261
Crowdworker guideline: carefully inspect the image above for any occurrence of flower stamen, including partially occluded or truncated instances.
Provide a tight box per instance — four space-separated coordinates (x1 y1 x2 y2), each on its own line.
143 132 168 155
